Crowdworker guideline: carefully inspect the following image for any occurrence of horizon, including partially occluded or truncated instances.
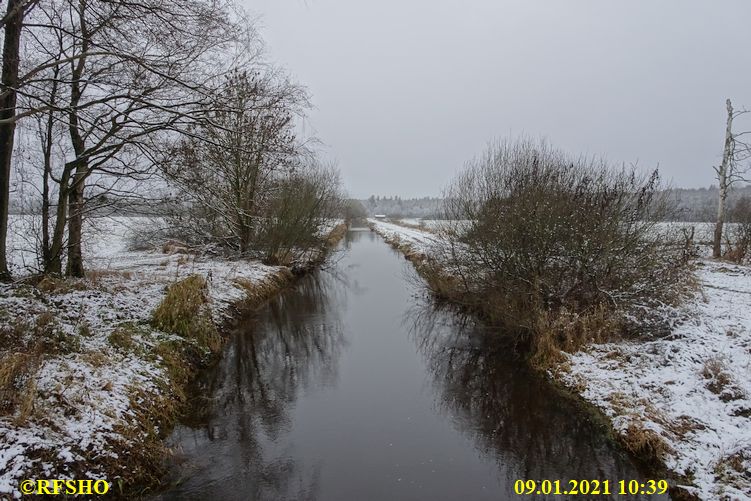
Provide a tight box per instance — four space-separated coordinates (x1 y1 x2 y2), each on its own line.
246 0 751 199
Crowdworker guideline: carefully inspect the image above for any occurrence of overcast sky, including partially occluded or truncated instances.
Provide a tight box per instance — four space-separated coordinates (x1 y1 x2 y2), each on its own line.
244 0 751 199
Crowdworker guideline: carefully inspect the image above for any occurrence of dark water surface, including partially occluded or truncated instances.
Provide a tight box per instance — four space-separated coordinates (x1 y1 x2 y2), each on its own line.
157 229 663 500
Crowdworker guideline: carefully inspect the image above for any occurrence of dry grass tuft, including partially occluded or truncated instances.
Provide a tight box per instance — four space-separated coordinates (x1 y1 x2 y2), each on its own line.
161 240 191 255
90 269 134 280
713 449 751 492
233 269 294 308
531 306 620 369
151 275 221 353
701 356 745 401
325 223 349 248
621 421 671 465
80 351 108 368
0 352 41 420
108 327 136 352
701 356 732 394
33 312 81 354
36 276 88 294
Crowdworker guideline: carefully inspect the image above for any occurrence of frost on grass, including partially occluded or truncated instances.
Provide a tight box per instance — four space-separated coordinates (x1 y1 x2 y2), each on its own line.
0 217 290 498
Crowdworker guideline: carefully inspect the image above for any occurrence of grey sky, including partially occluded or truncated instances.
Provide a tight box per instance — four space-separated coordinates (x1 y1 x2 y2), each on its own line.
246 0 751 198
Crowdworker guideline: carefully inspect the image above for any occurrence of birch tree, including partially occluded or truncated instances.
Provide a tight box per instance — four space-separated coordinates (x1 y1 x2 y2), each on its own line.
713 99 750 258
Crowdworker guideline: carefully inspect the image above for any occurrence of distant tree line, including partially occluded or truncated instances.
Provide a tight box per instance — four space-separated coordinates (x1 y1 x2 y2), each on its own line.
358 187 751 223
360 195 442 218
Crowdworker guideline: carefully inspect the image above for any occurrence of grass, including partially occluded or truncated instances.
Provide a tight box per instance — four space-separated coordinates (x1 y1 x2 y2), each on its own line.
108 326 137 352
35 276 88 294
233 269 294 307
701 356 746 402
701 356 732 394
530 306 620 369
0 310 81 422
151 275 221 353
0 352 40 422
713 449 751 493
622 421 672 467
325 222 349 248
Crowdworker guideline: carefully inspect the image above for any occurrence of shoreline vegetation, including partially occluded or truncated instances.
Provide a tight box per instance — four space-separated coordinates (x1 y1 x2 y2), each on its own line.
0 220 347 499
0 0 350 494
370 217 750 501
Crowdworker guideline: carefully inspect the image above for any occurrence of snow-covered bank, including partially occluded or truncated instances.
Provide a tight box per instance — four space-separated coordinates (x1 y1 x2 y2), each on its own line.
558 260 751 500
366 219 439 258
369 218 751 501
0 217 345 498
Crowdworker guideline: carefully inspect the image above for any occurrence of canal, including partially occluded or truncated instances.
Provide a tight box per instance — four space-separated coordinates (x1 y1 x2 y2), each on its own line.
157 227 662 500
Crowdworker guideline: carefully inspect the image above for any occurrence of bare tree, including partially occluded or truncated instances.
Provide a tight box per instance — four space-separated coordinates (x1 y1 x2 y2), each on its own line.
9 0 255 276
163 68 310 254
713 99 750 258
0 0 39 279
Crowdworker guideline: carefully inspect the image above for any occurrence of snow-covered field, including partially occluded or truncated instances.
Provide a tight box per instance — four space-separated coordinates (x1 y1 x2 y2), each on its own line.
0 217 296 498
369 218 751 501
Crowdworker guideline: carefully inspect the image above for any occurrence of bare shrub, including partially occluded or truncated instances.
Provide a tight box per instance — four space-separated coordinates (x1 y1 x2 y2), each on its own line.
725 195 751 263
257 163 344 266
434 138 693 363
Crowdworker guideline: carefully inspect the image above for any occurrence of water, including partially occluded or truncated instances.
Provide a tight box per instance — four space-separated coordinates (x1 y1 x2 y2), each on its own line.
157 228 664 500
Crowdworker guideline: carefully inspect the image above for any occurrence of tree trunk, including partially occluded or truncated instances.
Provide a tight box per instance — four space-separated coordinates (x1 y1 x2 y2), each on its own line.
713 99 735 258
0 0 24 280
65 166 86 277
64 0 88 278
40 68 60 268
45 168 71 275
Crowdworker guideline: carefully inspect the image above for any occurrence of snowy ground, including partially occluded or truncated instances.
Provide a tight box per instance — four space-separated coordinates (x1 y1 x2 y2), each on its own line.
0 217 300 498
366 219 440 257
369 218 751 501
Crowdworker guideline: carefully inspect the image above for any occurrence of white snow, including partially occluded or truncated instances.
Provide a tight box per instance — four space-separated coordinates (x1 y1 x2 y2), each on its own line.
0 216 296 498
370 218 751 501
558 260 751 500
367 218 439 256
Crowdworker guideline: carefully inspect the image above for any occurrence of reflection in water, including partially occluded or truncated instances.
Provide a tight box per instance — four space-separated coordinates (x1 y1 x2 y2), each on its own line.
404 302 664 500
161 273 346 500
158 230 663 501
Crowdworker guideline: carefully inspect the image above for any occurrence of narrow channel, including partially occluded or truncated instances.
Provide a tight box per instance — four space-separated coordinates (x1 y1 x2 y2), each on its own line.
156 227 663 500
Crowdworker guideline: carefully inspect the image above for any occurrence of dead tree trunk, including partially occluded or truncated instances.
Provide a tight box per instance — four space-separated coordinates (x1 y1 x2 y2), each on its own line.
713 99 735 258
0 0 24 280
